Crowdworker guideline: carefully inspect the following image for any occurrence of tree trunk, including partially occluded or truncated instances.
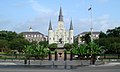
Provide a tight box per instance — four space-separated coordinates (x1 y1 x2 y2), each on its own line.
90 55 96 65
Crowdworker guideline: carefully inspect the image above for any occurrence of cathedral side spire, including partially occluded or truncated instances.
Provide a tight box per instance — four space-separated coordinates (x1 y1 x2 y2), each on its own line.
69 20 73 30
48 20 52 30
58 7 63 21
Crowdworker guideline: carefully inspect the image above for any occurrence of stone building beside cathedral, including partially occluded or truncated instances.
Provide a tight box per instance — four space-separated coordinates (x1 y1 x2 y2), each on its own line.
22 27 47 43
48 7 74 46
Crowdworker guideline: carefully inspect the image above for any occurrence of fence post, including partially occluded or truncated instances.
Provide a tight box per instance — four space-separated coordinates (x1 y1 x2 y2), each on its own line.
49 51 51 60
55 51 57 61
64 50 67 61
118 54 120 59
70 51 73 61
24 58 27 64
104 54 106 59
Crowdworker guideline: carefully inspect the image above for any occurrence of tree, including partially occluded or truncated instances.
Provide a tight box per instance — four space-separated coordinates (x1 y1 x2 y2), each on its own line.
82 32 91 44
24 44 49 65
95 37 120 54
24 45 34 55
79 44 87 56
0 30 30 53
39 41 48 47
64 43 72 51
72 45 79 55
86 42 102 64
74 37 78 44
24 45 35 64
9 38 30 52
0 40 9 52
99 31 107 38
106 42 120 54
106 26 120 37
72 44 87 59
34 44 49 59
48 43 57 51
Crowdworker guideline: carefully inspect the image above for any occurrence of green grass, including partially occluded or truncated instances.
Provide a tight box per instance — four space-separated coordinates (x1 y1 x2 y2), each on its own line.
0 52 6 54
67 51 70 54
51 51 55 54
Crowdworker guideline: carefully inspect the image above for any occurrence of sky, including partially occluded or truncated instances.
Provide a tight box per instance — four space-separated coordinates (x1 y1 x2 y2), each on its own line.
0 0 120 35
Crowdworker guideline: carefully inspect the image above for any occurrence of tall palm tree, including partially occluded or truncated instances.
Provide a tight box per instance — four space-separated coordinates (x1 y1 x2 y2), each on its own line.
24 45 34 54
24 45 34 64
86 42 102 64
34 44 49 59
79 44 87 56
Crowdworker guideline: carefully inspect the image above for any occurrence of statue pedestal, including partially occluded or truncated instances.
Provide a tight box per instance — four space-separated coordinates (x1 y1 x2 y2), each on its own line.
55 48 65 60
57 44 64 48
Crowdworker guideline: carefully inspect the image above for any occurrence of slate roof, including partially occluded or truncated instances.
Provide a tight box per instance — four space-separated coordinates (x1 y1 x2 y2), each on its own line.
75 31 100 37
80 32 100 35
22 32 44 36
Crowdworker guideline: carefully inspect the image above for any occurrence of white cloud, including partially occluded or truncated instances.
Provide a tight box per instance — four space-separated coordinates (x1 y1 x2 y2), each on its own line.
29 0 53 15
0 19 12 31
12 0 116 35
94 14 110 31
75 14 120 35
93 14 120 32
12 0 54 34
0 19 11 25
13 0 72 35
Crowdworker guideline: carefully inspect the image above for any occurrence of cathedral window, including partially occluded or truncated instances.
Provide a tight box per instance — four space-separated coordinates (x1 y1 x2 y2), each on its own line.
96 35 98 37
80 35 82 37
37 35 39 37
68 38 69 40
34 35 36 37
31 35 33 37
26 35 27 37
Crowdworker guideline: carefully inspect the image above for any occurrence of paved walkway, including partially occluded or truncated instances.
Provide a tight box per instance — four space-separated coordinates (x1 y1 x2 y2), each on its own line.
0 60 120 72
0 63 120 72
0 60 120 67
0 60 103 65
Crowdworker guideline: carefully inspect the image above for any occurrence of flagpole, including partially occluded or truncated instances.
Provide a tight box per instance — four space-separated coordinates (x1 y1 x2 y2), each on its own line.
88 4 93 62
89 4 93 43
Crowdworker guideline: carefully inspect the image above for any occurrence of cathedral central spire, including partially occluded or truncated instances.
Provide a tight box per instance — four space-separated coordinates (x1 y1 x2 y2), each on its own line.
58 7 63 21
48 20 52 30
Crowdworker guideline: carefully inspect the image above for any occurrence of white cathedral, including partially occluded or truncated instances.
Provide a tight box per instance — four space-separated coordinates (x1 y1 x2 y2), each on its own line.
48 7 74 46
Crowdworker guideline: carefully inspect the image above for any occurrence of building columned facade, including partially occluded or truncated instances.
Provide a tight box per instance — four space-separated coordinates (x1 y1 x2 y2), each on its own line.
76 32 100 44
22 27 47 43
48 7 74 45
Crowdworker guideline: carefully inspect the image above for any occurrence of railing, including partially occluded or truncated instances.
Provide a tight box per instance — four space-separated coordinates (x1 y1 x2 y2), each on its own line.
0 54 120 60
